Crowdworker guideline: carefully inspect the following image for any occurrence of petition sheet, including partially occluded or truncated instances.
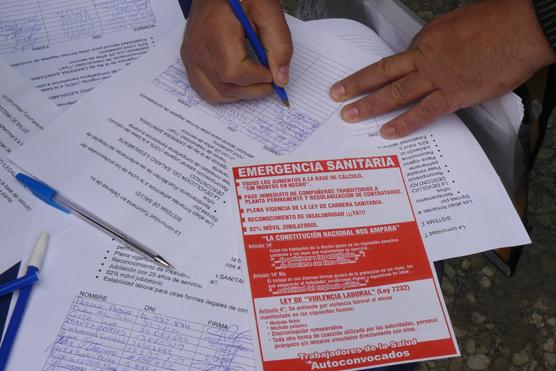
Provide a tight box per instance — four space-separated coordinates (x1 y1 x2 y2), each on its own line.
6 223 256 371
0 60 70 273
231 150 459 370
304 19 530 260
9 20 361 273
0 0 184 109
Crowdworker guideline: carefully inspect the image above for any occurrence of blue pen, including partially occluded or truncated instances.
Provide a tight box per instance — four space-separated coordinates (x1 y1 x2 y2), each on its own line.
0 274 38 298
228 0 290 107
16 173 173 269
0 233 48 370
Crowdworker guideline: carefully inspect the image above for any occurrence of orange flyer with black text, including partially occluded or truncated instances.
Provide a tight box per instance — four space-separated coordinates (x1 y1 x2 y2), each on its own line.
231 150 459 370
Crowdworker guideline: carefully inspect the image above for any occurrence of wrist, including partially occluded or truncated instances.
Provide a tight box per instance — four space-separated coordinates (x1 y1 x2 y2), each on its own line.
495 0 556 67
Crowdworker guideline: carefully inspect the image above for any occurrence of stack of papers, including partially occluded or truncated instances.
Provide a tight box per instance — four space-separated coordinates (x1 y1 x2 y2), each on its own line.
0 0 185 272
1 8 529 371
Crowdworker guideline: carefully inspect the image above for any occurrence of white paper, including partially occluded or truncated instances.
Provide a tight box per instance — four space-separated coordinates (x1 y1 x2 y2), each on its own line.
306 17 393 58
5 223 257 371
357 0 420 54
0 0 184 109
302 19 530 260
0 60 70 273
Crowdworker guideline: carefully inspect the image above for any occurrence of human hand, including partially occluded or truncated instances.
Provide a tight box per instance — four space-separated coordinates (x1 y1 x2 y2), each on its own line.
181 0 292 104
330 0 556 139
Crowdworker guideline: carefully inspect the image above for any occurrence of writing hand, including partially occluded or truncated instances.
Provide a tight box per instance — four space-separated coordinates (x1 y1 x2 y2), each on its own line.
330 0 556 139
181 0 292 104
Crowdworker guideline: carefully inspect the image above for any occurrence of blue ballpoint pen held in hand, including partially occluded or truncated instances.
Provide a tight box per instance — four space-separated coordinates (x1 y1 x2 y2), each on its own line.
228 0 290 107
0 233 49 371
15 173 173 269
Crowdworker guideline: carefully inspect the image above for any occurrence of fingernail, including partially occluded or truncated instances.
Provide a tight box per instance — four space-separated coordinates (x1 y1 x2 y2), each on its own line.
342 106 359 121
330 84 346 100
276 65 289 86
381 125 397 139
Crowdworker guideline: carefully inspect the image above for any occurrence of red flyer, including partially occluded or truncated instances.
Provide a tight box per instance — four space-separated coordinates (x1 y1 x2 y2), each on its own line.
231 150 459 370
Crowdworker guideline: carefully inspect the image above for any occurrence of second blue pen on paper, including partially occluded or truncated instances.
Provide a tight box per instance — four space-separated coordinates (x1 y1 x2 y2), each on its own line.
228 0 290 107
0 233 49 371
0 274 38 298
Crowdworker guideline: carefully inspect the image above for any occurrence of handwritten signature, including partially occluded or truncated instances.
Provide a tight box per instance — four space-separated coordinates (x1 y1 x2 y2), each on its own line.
192 325 253 371
0 16 42 52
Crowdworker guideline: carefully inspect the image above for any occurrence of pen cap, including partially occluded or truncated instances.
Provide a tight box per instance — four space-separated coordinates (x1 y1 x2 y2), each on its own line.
27 232 49 270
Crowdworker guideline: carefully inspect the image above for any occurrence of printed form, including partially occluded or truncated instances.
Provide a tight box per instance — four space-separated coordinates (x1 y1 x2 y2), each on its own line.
0 60 70 273
10 18 528 275
0 0 184 109
5 223 257 371
230 150 458 370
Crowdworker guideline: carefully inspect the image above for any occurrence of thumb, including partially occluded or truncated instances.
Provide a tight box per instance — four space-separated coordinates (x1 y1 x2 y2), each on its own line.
251 1 293 87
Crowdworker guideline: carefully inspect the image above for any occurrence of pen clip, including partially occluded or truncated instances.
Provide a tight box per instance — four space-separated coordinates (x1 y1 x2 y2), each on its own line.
16 173 71 213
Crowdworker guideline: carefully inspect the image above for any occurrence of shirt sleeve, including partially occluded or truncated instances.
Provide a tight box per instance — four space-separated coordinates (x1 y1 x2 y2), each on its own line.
178 0 192 19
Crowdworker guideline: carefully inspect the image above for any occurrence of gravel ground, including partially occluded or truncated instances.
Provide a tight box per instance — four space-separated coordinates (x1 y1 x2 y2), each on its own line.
282 1 556 369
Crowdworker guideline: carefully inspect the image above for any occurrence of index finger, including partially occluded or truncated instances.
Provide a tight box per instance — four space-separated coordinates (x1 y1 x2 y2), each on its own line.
330 51 418 102
380 90 455 139
251 1 293 87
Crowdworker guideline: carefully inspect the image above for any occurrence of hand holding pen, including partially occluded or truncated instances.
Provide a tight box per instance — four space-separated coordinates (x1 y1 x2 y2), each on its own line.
181 0 292 104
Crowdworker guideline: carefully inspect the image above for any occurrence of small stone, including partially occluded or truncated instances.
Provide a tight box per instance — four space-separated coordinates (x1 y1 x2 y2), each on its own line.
538 148 554 160
479 276 492 289
444 264 456 279
442 279 456 296
527 359 538 370
546 317 556 328
544 338 555 353
472 312 488 324
461 258 472 270
513 351 530 366
528 313 544 328
485 323 495 330
416 10 434 21
545 353 556 368
533 298 549 312
491 358 511 371
476 346 489 354
465 339 476 354
481 266 495 277
538 214 552 227
448 358 463 371
453 326 467 338
466 291 477 304
467 354 491 370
